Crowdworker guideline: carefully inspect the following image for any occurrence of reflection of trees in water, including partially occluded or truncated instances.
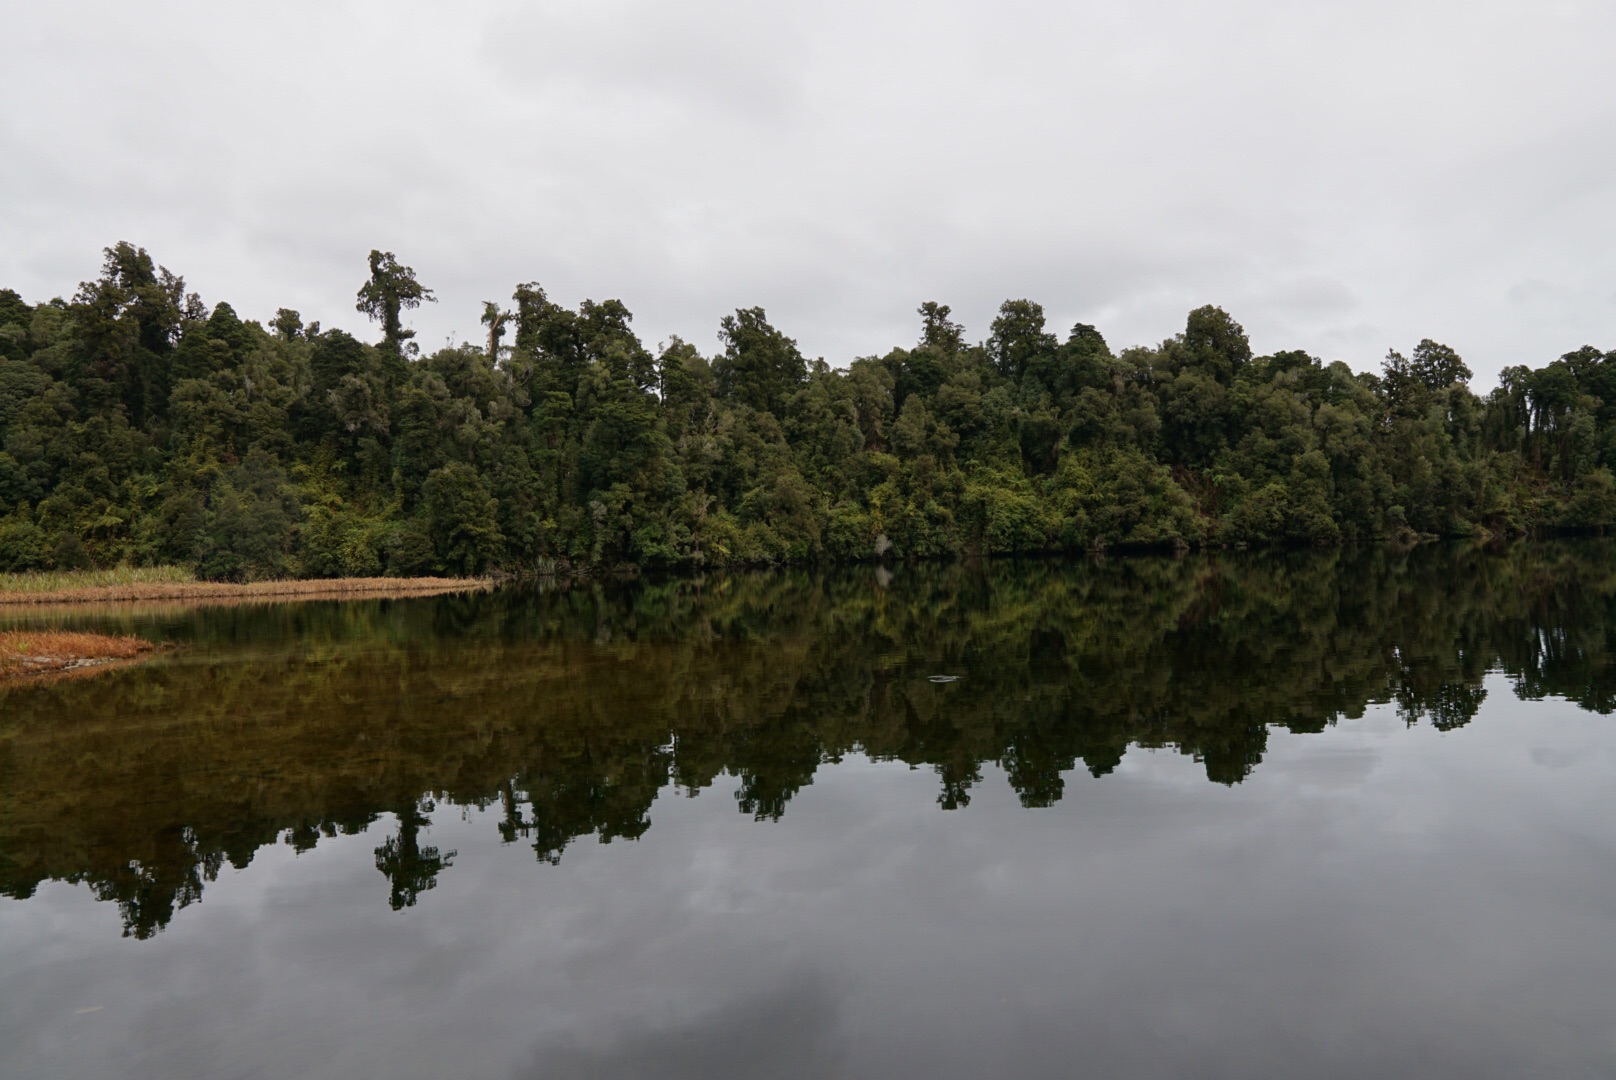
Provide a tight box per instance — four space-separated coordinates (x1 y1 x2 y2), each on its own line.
6 540 1616 937
374 799 456 910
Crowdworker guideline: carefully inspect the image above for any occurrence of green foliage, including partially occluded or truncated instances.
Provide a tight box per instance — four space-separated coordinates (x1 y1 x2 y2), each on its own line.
4 243 1616 577
1051 448 1202 550
1562 468 1616 532
191 450 300 581
0 507 49 571
713 307 806 414
422 462 503 574
356 250 435 354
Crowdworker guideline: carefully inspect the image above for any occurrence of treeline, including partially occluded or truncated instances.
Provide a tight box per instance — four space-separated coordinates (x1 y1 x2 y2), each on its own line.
6 542 1616 935
2 243 1614 577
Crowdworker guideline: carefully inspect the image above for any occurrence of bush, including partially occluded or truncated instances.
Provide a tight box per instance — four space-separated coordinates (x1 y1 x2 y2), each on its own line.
0 509 49 571
1562 468 1616 532
49 531 93 571
422 463 503 575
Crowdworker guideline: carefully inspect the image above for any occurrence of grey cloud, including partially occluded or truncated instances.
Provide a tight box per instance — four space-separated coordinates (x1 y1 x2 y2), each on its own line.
1508 279 1558 307
485 1 809 124
4 0 1616 383
1264 277 1359 317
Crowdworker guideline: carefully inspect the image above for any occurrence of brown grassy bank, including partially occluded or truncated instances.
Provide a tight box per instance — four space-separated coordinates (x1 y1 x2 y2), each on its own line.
0 575 491 607
0 630 156 679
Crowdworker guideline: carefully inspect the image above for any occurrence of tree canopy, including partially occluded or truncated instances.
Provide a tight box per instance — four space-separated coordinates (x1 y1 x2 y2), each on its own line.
1 243 1612 579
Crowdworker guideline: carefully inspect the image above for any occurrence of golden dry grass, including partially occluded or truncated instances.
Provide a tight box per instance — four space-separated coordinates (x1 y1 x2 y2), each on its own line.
0 575 491 607
0 630 155 678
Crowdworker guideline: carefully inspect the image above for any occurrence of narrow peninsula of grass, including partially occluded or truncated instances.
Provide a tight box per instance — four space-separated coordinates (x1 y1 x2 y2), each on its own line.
0 572 490 606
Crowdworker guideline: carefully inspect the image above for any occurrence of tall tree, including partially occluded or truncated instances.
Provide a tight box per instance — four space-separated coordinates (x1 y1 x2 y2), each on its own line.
1408 338 1471 390
481 302 510 365
918 301 966 353
988 299 1058 382
713 307 806 415
70 241 198 422
355 250 435 354
1179 305 1251 384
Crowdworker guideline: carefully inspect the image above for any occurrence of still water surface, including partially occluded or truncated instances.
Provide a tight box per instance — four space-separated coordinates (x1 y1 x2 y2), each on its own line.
4 544 1616 1078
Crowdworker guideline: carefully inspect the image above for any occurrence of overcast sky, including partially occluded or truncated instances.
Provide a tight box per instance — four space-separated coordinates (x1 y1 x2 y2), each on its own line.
5 0 1614 386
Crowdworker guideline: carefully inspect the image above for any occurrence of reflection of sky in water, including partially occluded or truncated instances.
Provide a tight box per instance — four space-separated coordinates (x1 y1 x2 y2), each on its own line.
5 679 1615 1079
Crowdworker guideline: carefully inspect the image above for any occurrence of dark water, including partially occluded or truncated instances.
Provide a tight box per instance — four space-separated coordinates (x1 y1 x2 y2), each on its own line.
4 544 1616 1079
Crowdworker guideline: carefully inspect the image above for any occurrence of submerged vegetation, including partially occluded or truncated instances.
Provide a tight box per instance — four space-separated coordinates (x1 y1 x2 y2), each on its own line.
2 243 1615 577
4 542 1616 935
0 630 152 678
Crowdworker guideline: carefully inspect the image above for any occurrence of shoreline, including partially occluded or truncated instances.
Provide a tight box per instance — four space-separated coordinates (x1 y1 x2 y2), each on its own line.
0 576 491 607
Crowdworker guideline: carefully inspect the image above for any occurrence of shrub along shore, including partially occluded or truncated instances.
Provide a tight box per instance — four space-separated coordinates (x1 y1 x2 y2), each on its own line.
2 244 1614 581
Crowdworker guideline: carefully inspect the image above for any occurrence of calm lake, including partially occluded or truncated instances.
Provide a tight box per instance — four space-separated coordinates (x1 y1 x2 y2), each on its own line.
4 544 1616 1078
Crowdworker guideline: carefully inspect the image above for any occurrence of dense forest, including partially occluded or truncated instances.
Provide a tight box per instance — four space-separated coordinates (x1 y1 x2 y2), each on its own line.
5 542 1616 935
2 243 1614 577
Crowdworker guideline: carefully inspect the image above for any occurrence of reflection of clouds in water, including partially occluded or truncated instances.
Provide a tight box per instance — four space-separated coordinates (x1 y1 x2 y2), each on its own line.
683 844 767 915
1530 745 1584 770
1272 745 1382 790
515 969 845 1080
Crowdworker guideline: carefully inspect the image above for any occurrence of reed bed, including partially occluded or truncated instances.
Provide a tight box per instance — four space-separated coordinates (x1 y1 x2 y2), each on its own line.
0 574 491 606
0 566 196 594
